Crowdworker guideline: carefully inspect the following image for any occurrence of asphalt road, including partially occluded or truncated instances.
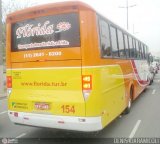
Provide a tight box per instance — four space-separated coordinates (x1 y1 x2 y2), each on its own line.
0 71 160 141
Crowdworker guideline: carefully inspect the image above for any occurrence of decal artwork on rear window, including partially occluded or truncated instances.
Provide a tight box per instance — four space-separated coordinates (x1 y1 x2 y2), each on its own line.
11 13 80 51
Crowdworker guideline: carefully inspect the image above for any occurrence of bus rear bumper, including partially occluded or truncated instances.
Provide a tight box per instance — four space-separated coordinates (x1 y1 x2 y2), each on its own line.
8 111 102 132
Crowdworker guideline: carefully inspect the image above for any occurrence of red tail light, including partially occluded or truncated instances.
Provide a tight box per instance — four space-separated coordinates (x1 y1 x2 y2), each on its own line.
14 112 18 117
7 76 12 88
82 75 92 90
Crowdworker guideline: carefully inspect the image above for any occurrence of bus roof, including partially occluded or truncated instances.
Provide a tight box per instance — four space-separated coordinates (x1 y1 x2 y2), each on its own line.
6 1 148 47
7 1 94 22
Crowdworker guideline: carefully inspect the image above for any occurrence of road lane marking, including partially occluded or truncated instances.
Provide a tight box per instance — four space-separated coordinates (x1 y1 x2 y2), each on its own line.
16 133 26 138
152 89 156 95
129 120 141 138
0 111 7 115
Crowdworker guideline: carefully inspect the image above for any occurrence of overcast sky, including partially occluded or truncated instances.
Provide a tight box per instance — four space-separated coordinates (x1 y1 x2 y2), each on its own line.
4 0 160 56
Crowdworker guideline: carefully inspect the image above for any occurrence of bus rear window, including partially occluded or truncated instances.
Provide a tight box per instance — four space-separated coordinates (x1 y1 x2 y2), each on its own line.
11 13 80 52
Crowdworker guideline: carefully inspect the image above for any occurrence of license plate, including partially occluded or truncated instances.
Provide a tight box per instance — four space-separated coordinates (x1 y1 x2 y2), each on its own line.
34 103 50 110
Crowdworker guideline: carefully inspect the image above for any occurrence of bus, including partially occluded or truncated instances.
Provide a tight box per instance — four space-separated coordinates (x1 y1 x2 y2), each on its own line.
6 1 150 132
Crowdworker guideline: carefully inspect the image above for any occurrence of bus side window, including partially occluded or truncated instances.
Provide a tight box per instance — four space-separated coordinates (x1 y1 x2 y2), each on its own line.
144 45 147 59
143 44 146 59
99 19 111 58
129 36 134 58
140 43 144 59
124 34 129 58
139 42 142 59
135 40 139 59
117 30 125 58
110 26 119 57
132 38 136 58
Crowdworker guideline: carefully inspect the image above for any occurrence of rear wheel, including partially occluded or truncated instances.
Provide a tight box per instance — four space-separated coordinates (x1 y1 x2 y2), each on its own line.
124 87 133 114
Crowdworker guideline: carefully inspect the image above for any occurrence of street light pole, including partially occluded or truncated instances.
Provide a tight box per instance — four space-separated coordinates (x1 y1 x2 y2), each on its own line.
126 0 129 30
119 0 136 30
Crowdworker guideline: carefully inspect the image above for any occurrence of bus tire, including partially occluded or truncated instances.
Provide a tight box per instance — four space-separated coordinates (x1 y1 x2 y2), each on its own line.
124 86 133 114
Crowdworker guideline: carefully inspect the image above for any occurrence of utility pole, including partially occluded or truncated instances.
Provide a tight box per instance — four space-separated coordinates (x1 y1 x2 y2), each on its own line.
119 0 136 30
0 0 4 97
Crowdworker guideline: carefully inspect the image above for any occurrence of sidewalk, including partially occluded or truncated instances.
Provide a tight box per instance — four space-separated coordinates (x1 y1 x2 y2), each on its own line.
0 92 7 99
0 72 6 98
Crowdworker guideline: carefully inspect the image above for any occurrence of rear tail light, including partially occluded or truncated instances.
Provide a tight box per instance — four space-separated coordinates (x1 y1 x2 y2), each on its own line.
82 75 92 101
14 112 18 117
82 75 92 90
7 76 12 96
7 76 12 88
